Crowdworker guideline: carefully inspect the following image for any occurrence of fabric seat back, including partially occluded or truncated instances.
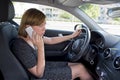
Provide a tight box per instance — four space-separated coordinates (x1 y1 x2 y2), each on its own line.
0 0 29 80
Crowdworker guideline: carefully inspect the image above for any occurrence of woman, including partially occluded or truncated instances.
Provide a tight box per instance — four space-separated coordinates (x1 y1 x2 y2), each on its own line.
12 8 93 80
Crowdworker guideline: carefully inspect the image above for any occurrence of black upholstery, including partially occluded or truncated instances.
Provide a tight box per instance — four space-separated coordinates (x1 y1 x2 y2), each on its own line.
0 0 14 22
0 22 29 80
0 0 29 80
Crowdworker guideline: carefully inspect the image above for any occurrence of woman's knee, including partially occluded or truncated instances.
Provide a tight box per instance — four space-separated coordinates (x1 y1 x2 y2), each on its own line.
72 63 85 70
69 63 93 80
69 63 86 72
69 63 85 78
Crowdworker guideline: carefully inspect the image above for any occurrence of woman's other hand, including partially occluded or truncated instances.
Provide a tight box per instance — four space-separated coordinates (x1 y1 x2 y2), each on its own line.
71 29 81 38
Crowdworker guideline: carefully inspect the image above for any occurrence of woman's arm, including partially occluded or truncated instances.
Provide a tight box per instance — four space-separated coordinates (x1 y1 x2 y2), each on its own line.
44 29 81 44
28 32 45 78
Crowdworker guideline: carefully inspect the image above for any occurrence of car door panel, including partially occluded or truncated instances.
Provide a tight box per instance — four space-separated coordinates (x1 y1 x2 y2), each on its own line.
44 29 72 57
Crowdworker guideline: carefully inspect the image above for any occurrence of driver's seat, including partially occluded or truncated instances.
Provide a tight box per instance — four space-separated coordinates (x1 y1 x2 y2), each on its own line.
0 0 29 80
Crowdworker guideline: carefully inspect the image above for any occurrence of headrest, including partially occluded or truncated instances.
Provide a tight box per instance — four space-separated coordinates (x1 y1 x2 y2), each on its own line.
0 0 15 22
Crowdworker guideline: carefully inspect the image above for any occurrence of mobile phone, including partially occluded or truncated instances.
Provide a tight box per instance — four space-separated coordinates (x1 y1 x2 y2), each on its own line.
25 26 33 38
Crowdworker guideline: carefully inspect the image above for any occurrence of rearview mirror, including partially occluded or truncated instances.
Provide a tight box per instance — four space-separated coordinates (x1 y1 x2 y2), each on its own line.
107 7 120 18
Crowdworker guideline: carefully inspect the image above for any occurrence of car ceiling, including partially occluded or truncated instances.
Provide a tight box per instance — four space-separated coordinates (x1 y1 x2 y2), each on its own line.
12 0 120 7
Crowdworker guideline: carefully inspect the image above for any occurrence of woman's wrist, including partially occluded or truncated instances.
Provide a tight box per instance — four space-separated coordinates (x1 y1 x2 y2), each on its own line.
68 34 74 40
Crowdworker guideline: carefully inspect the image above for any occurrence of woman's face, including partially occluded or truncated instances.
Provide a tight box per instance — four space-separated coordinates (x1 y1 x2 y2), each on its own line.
32 21 46 36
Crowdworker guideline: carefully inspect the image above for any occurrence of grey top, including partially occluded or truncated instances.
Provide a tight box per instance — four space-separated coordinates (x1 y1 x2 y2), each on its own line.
12 38 37 68
11 38 72 80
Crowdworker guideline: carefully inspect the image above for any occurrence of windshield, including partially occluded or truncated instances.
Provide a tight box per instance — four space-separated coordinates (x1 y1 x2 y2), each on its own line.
79 3 120 35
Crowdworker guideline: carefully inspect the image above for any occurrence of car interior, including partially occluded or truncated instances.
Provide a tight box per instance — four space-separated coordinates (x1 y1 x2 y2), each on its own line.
1 0 120 80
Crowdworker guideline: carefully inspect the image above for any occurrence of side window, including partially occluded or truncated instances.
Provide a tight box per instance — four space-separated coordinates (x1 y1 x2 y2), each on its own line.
13 2 81 31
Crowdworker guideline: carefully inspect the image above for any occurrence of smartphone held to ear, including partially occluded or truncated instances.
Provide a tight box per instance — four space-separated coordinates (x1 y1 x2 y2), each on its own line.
25 26 33 38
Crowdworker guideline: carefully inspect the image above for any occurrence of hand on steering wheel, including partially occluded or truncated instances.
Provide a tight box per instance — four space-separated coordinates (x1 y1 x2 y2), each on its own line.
67 24 91 61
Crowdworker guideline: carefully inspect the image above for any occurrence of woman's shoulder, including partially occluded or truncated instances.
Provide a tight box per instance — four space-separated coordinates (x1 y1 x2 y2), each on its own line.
13 37 24 44
12 37 27 47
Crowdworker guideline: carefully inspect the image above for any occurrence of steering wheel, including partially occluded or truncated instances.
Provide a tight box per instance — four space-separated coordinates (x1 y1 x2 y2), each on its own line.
67 24 91 61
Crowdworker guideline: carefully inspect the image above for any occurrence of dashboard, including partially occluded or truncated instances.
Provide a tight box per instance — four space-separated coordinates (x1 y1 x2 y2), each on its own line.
90 31 105 50
90 31 120 80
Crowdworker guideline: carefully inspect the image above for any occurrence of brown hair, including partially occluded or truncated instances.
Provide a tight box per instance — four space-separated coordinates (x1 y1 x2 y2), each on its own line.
18 8 46 37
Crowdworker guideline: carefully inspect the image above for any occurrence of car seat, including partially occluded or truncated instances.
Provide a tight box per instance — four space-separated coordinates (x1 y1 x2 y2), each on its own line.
0 0 29 80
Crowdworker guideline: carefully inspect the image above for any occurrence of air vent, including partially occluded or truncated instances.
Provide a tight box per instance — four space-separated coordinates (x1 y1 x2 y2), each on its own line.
103 48 117 59
113 56 120 69
103 48 111 59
